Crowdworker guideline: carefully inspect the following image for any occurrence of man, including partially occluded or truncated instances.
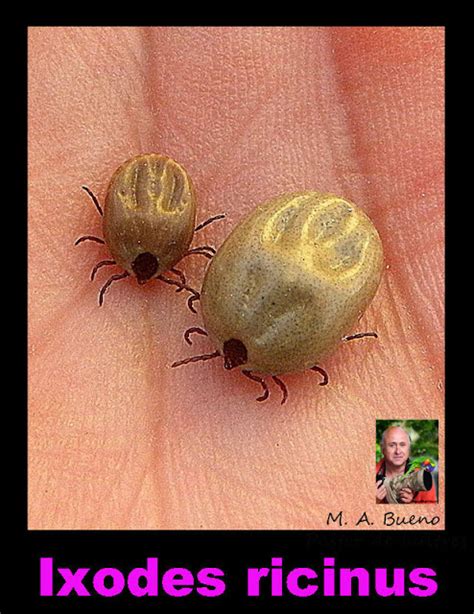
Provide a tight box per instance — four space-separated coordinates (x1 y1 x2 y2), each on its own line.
376 425 436 503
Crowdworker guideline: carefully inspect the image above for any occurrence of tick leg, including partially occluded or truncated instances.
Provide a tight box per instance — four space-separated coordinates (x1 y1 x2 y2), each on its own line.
242 370 270 402
182 246 216 260
75 235 105 246
194 245 216 254
184 327 208 346
171 350 221 368
98 271 130 306
90 259 116 281
158 275 201 314
188 293 201 313
81 185 103 216
310 365 329 386
194 214 226 233
169 267 187 292
272 375 289 405
343 332 378 342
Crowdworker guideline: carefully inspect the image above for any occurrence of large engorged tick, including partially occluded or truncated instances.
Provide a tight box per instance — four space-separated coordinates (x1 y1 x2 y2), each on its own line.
171 191 384 404
75 153 224 308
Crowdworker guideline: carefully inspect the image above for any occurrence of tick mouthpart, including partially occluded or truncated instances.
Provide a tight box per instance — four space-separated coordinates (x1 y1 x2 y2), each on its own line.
223 338 248 370
132 252 159 284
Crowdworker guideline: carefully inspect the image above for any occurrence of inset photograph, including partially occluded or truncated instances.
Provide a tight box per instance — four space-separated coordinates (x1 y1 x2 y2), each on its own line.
375 420 438 504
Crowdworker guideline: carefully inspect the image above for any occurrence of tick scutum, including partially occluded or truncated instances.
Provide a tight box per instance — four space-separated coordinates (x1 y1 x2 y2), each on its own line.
223 338 248 370
132 252 159 284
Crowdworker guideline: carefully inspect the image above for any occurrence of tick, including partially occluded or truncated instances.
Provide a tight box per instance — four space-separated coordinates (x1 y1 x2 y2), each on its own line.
75 153 224 308
171 191 384 404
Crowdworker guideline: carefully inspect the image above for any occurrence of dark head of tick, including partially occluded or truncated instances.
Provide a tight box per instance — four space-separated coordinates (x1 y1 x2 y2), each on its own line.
222 338 248 370
131 252 159 284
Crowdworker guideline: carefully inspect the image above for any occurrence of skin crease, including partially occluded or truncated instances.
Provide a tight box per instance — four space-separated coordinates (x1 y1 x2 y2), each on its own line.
28 27 444 529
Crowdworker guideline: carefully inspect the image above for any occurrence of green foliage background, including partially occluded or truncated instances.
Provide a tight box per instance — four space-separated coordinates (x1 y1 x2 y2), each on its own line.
375 420 438 463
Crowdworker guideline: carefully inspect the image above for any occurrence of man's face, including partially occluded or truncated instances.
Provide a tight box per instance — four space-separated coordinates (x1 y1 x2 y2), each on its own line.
382 427 410 467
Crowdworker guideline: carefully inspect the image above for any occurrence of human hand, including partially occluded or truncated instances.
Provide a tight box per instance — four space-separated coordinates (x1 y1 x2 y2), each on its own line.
29 27 444 529
399 487 415 504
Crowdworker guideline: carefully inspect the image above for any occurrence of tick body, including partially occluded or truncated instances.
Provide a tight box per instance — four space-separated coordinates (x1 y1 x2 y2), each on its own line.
75 154 224 307
104 154 195 281
173 191 384 403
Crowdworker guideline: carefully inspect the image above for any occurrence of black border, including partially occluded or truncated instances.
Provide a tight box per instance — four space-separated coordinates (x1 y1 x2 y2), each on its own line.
9 19 466 613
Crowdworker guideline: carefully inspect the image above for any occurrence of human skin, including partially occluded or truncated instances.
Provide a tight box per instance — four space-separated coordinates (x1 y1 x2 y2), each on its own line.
28 27 444 529
376 427 414 503
382 427 411 474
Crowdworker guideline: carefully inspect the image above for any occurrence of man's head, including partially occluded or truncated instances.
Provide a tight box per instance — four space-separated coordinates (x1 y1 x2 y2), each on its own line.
381 425 411 468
